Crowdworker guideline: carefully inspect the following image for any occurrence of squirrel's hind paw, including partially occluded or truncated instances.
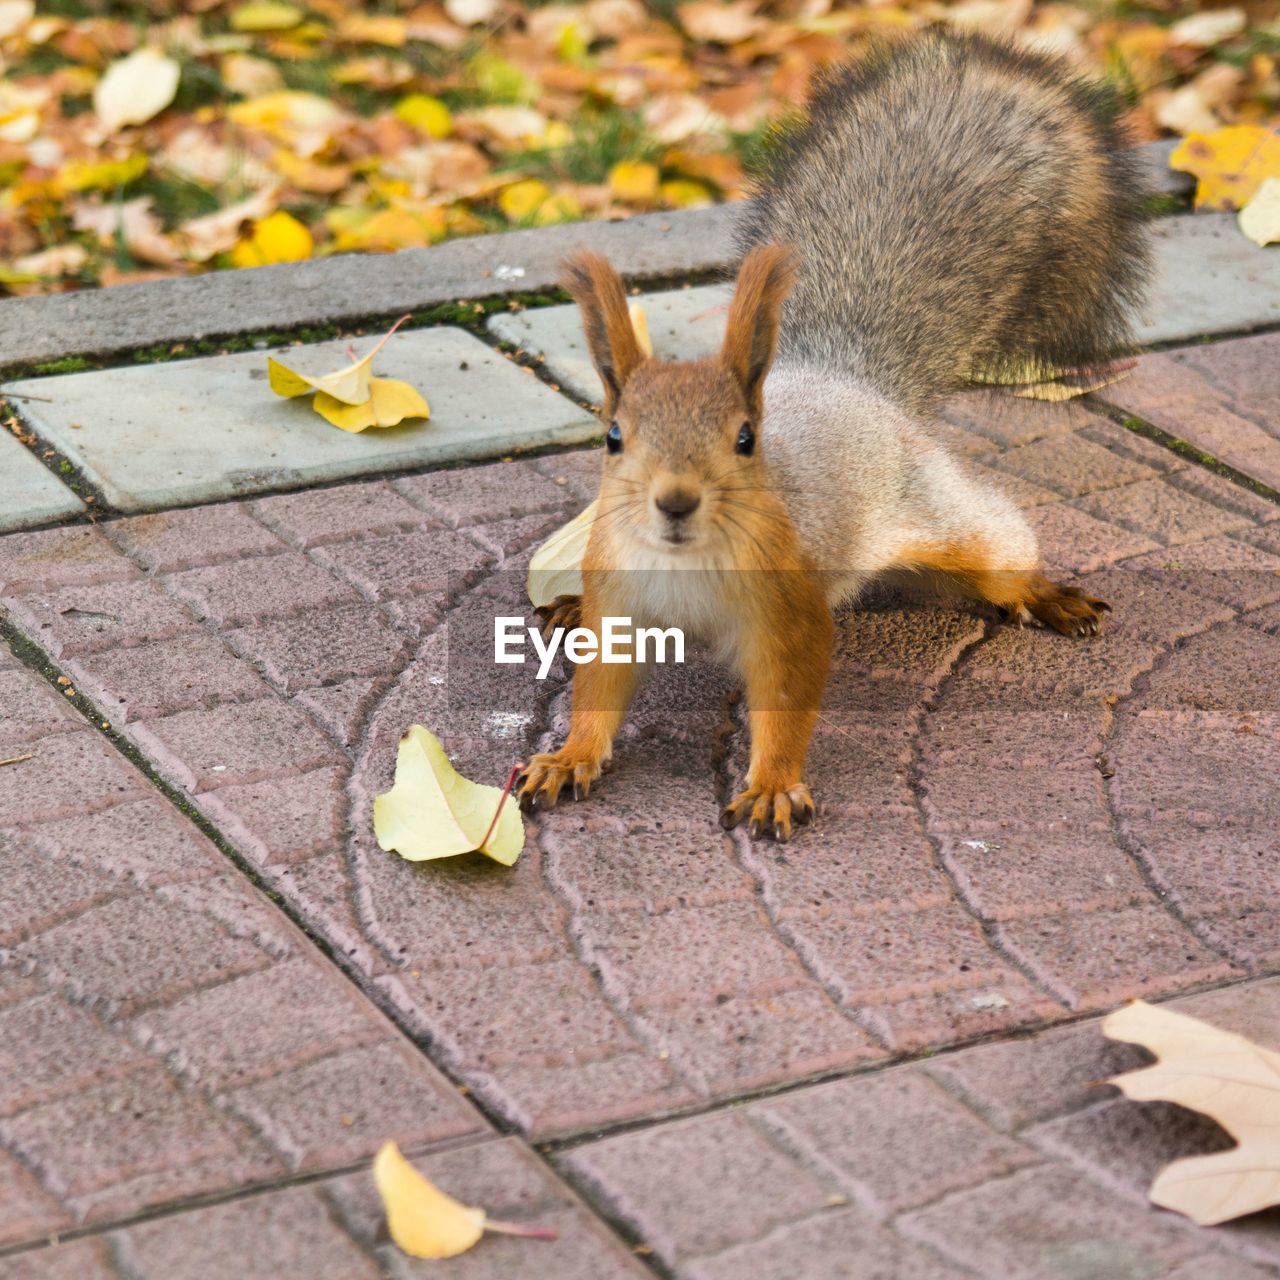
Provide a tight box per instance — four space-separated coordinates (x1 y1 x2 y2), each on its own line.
517 750 602 812
721 783 815 842
1024 583 1110 639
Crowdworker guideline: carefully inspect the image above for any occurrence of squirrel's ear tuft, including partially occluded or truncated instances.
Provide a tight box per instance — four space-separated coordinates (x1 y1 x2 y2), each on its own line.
721 243 798 418
560 251 645 414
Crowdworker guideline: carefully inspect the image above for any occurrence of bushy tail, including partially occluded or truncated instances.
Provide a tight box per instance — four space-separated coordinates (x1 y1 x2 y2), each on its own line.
738 32 1152 415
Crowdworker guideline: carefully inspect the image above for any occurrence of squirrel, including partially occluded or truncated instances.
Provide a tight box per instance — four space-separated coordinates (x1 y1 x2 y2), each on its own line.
517 31 1151 840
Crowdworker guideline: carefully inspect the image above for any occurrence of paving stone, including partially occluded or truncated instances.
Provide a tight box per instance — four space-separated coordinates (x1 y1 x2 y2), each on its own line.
684 1206 972 1280
69 632 271 722
491 283 731 403
3 329 597 510
561 1112 836 1264
0 730 151 825
898 1163 1201 1278
2 577 200 658
164 551 362 628
251 478 431 547
0 524 136 596
1099 332 1280 492
106 502 288 571
0 430 84 532
752 1066 1037 1216
394 456 575 526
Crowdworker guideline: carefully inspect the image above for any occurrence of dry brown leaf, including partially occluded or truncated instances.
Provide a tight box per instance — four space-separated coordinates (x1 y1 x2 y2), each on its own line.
1103 999 1280 1226
72 196 181 265
178 188 281 261
677 0 767 44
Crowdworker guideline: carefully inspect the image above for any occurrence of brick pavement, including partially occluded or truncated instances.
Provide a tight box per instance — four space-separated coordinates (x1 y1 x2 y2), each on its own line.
0 329 1277 1276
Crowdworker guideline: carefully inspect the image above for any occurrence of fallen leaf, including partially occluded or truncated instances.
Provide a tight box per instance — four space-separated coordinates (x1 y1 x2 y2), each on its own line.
230 209 314 266
608 159 659 202
1240 176 1280 247
338 13 408 45
499 176 552 221
314 376 429 431
54 152 148 194
229 1 303 32
677 0 766 44
660 177 713 208
94 48 181 134
0 0 33 40
178 187 281 261
643 93 723 144
373 725 524 865
220 52 285 96
445 0 501 25
10 243 88 278
373 1143 486 1259
1169 8 1245 49
1103 999 1280 1225
528 501 596 608
373 1142 557 1260
228 91 348 156
1170 125 1280 212
72 196 180 265
395 93 453 138
267 315 410 405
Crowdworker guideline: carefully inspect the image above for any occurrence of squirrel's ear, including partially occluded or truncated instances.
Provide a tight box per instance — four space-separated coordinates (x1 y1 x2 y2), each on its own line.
721 243 798 418
561 251 645 414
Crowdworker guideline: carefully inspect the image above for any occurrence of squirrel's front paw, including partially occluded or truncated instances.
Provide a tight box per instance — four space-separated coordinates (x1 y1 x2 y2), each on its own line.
534 593 582 639
721 782 815 842
517 749 603 812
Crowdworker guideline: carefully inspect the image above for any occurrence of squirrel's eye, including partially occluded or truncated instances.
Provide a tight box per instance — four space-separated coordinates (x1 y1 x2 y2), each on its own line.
606 422 623 454
735 422 755 457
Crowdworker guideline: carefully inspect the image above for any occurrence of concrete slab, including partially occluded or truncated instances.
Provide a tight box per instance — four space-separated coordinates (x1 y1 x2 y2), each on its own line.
492 214 1280 405
0 429 83 531
3 329 596 511
492 284 731 403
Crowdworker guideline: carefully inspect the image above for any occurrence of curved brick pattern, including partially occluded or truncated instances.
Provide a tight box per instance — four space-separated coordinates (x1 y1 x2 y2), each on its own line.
3 387 1279 1142
0 1139 649 1280
563 978 1280 1278
0 650 482 1250
1099 331 1280 492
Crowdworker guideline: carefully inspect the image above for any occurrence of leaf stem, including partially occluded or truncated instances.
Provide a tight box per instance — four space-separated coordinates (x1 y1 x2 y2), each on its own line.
485 1219 559 1241
478 762 523 853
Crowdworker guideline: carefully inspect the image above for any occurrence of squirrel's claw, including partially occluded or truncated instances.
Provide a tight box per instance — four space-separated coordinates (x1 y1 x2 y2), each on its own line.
534 594 583 640
722 783 815 842
517 750 601 813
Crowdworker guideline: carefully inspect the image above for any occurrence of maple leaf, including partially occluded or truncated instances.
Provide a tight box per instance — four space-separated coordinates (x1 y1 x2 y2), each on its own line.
1103 1000 1280 1226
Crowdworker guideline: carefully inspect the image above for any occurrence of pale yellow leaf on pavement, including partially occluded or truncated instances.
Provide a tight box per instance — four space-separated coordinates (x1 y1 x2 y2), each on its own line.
313 377 429 431
1240 177 1280 247
94 48 181 134
373 1143 486 1259
1103 999 1280 1225
267 317 409 405
528 501 596 608
373 725 524 865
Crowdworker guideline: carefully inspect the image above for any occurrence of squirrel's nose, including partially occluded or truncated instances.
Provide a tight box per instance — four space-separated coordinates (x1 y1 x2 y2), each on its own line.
655 489 701 520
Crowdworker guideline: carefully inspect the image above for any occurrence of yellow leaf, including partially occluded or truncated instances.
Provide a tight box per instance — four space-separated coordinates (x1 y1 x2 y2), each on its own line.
267 316 409 405
660 178 713 209
1170 125 1280 212
373 1143 486 1259
327 205 447 253
556 20 590 62
54 152 148 194
229 1 303 32
394 93 453 139
1103 1000 1280 1225
499 177 552 222
228 91 347 155
338 13 407 45
94 48 181 134
1240 176 1280 247
532 191 581 226
373 726 524 865
608 159 659 203
179 187 281 262
528 502 597 609
313 377 430 432
230 210 314 267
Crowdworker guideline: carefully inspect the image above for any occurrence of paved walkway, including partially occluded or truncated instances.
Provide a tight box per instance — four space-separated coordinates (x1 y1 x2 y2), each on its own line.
0 258 1278 1276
